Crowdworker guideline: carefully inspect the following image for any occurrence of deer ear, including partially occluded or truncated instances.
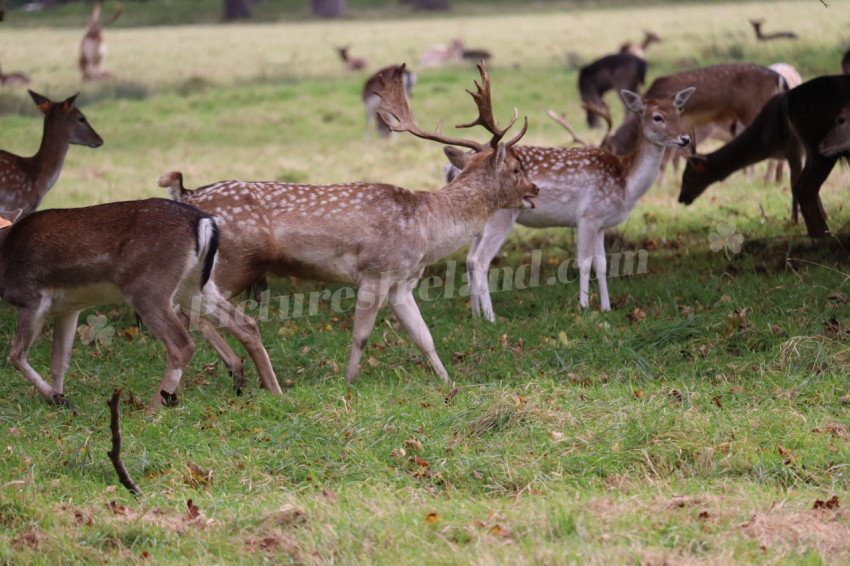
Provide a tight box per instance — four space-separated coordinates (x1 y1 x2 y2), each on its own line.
620 90 644 113
28 90 51 114
0 209 23 229
672 87 696 110
444 146 472 170
490 143 507 172
62 93 80 114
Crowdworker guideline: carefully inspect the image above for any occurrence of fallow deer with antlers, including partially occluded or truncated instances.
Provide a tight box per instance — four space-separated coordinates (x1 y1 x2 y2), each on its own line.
449 87 694 319
0 91 103 217
160 62 537 384
0 199 283 412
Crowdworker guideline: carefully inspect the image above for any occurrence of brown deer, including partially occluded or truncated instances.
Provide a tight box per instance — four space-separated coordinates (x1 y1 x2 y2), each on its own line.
619 31 661 58
362 65 417 140
680 75 850 238
418 39 464 67
578 53 647 128
0 199 283 412
79 2 123 81
0 64 30 87
0 91 103 217
818 105 850 157
750 19 798 41
451 87 694 319
159 63 537 384
337 45 368 71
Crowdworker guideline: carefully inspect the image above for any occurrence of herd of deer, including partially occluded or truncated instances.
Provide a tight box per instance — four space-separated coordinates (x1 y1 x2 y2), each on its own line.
2 18 850 415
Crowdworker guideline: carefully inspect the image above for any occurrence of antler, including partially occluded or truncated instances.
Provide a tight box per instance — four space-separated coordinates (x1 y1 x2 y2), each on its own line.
546 109 591 148
546 100 612 148
374 62 526 152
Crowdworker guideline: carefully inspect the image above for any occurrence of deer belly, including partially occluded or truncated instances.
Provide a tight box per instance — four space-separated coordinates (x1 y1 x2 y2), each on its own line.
515 193 580 228
47 283 125 313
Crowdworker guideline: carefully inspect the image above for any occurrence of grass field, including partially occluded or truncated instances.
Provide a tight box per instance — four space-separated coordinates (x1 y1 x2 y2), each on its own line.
1 1 850 564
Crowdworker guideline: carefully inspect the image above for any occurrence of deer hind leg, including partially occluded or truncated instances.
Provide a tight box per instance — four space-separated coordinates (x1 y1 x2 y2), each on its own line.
10 301 71 406
466 209 520 322
576 222 601 309
593 232 610 312
388 280 450 384
177 309 245 391
793 155 834 238
49 310 82 397
345 279 392 384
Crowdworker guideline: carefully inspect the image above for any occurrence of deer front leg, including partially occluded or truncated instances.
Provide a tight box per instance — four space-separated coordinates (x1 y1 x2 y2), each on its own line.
49 310 82 397
466 209 519 322
576 221 601 309
593 232 611 312
178 310 246 392
10 303 69 406
388 280 450 383
793 156 835 238
345 279 391 384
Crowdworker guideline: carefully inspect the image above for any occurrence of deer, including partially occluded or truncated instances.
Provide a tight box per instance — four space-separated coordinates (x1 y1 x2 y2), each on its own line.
0 64 30 87
619 31 661 58
680 75 850 238
337 45 368 72
750 19 798 41
158 62 537 385
448 87 694 319
362 65 417 140
0 199 283 412
0 91 103 217
418 39 464 67
79 2 123 81
818 105 850 157
578 52 647 129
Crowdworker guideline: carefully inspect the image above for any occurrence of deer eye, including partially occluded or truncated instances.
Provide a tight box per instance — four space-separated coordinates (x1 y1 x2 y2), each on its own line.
837 117 846 125
514 166 521 175
653 114 664 123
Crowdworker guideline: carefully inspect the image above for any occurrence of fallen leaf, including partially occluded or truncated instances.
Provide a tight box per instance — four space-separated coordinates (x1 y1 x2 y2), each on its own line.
444 387 458 405
813 496 839 510
626 307 646 325
187 499 200 520
185 462 214 488
425 511 441 524
405 438 423 452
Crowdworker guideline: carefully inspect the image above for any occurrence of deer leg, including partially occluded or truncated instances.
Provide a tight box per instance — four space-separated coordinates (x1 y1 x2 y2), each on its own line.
593 232 610 312
388 280 450 383
345 279 391 384
793 156 835 238
466 209 519 322
10 302 68 405
576 222 600 309
178 309 245 392
49 310 82 396
785 143 804 222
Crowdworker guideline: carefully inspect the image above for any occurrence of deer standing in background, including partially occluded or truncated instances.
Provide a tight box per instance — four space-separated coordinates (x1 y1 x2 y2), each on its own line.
0 199 283 412
619 31 661 58
79 2 123 81
0 91 102 217
337 46 368 71
451 87 694 318
818 105 850 157
578 53 646 128
750 19 797 41
160 63 537 384
419 39 464 67
680 75 850 238
362 65 417 140
0 64 30 87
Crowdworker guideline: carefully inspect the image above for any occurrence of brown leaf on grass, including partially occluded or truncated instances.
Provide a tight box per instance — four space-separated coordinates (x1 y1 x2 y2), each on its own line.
425 511 441 524
107 500 128 516
322 488 337 503
777 445 796 464
185 462 213 489
626 307 646 325
120 327 139 342
667 389 684 404
405 438 423 452
444 387 458 405
812 424 850 439
633 389 644 399
510 338 524 357
812 496 840 510
726 308 752 336
187 499 200 520
365 356 380 368
712 395 723 408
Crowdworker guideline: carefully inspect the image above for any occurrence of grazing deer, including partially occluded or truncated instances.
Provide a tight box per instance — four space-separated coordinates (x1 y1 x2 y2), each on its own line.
680 75 850 238
818 105 850 157
418 39 464 67
0 64 30 87
160 63 537 384
452 87 694 319
0 91 102 217
337 45 368 71
619 31 661 58
79 2 123 81
0 199 283 412
578 53 647 128
604 64 786 157
750 19 798 41
362 65 417 140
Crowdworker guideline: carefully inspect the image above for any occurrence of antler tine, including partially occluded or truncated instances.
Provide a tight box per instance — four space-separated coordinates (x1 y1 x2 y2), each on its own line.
374 63 486 152
546 109 591 148
455 61 518 149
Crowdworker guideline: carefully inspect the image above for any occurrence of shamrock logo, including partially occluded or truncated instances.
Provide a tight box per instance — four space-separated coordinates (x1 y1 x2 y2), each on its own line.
78 314 115 347
708 222 743 259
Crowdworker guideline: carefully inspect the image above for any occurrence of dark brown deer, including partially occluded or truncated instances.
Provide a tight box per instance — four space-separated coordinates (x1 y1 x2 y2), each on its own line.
0 199 283 412
0 91 102 217
750 19 798 41
337 45 368 71
619 31 661 58
160 63 537 384
578 53 647 128
362 65 417 140
680 75 850 238
0 64 30 87
79 2 123 81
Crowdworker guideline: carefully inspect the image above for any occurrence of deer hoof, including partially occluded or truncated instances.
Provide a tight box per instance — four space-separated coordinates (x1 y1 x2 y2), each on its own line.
159 390 180 407
52 393 75 410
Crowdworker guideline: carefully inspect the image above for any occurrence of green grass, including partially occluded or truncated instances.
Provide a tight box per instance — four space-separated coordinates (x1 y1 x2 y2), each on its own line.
2 1 850 564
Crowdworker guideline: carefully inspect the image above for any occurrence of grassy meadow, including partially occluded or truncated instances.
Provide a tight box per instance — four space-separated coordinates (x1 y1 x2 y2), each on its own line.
2 1 850 564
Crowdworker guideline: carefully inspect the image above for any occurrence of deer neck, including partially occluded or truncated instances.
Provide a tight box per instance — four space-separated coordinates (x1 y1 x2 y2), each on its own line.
28 119 72 198
622 133 667 206
607 112 641 155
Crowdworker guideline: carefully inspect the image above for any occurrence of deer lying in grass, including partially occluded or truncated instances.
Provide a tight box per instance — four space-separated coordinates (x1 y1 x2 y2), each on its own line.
679 75 850 238
337 45 368 72
79 2 123 81
0 199 282 412
0 91 102 217
160 63 537 384
450 87 694 318
362 65 417 140
0 64 30 87
818 105 850 157
750 19 798 41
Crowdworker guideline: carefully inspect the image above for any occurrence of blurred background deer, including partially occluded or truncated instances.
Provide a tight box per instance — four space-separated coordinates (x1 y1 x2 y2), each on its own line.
79 2 123 81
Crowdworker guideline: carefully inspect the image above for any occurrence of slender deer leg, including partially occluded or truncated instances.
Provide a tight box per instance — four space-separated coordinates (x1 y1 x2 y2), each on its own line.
178 311 246 387
345 279 391 384
466 209 520 322
593 232 610 312
388 280 450 383
10 303 66 404
49 310 81 395
576 222 600 309
793 156 835 238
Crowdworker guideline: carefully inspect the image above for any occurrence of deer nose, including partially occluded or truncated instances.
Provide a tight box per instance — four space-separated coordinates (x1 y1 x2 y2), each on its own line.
678 135 691 148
